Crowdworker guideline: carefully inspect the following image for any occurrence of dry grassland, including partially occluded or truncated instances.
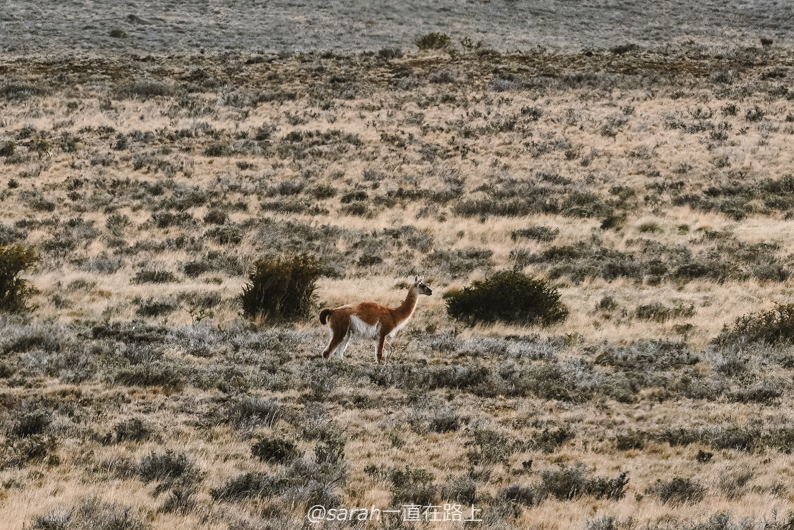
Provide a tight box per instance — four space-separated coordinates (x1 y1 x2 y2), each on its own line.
2 44 794 529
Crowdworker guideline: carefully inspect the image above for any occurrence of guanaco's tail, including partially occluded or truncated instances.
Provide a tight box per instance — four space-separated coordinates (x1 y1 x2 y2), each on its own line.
319 308 333 325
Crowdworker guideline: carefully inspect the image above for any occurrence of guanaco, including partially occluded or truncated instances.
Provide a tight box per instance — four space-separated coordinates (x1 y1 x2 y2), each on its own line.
319 276 432 363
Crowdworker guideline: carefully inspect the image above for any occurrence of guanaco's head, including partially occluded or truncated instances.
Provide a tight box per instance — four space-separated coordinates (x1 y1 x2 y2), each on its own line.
413 275 432 296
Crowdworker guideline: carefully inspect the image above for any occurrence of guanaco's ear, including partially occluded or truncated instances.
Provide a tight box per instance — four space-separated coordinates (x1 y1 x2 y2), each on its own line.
419 276 424 284
414 275 419 284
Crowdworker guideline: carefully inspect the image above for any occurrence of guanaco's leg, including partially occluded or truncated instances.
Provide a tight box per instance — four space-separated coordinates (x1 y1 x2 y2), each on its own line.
322 330 344 359
335 330 351 360
322 315 348 359
376 334 387 364
384 337 393 362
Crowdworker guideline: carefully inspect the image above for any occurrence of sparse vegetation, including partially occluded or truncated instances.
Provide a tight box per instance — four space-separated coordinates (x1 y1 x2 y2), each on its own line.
2 39 794 530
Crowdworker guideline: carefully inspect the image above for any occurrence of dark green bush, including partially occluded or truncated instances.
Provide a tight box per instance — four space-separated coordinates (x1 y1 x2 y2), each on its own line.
240 254 321 323
0 244 39 313
445 270 568 326
415 32 451 51
0 141 15 157
251 437 300 464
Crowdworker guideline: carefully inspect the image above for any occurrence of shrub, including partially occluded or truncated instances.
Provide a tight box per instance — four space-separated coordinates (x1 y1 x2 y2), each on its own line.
113 418 153 443
541 466 629 501
596 296 619 312
11 409 50 438
423 248 493 278
203 209 228 225
500 485 543 506
442 477 476 505
0 141 15 157
415 32 451 51
138 450 203 494
636 302 695 322
113 362 184 391
131 269 177 284
715 303 794 344
646 477 706 505
511 226 559 242
532 426 575 453
429 409 460 433
240 254 321 323
466 429 511 466
445 270 568 326
135 298 178 318
0 245 39 313
228 397 281 430
616 431 647 451
390 466 437 506
210 472 287 501
251 437 300 464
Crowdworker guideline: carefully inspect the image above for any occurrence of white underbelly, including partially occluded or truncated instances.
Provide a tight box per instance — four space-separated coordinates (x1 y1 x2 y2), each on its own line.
350 315 381 339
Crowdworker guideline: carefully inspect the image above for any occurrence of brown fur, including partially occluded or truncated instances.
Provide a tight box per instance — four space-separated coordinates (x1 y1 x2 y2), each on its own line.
320 277 431 363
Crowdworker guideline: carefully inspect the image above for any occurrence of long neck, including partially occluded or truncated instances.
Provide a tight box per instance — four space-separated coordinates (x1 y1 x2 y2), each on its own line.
393 287 419 323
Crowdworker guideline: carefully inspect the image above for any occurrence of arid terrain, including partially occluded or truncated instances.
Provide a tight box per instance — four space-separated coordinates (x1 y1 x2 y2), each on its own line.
3 38 794 529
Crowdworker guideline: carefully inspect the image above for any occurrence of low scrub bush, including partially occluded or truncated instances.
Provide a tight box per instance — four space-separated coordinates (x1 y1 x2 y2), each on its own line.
228 397 281 430
466 429 511 466
501 485 543 506
138 450 203 495
511 226 559 242
11 409 50 438
113 418 153 443
646 477 706 505
445 270 568 326
715 303 794 345
251 437 300 464
0 245 39 313
442 477 476 505
532 426 575 453
390 466 437 506
540 466 629 500
113 362 184 391
415 32 451 51
210 471 287 501
636 302 695 322
240 254 320 323
131 269 177 284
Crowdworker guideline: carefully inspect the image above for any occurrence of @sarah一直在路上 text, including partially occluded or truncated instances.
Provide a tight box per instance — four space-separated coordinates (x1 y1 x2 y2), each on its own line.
307 503 482 523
